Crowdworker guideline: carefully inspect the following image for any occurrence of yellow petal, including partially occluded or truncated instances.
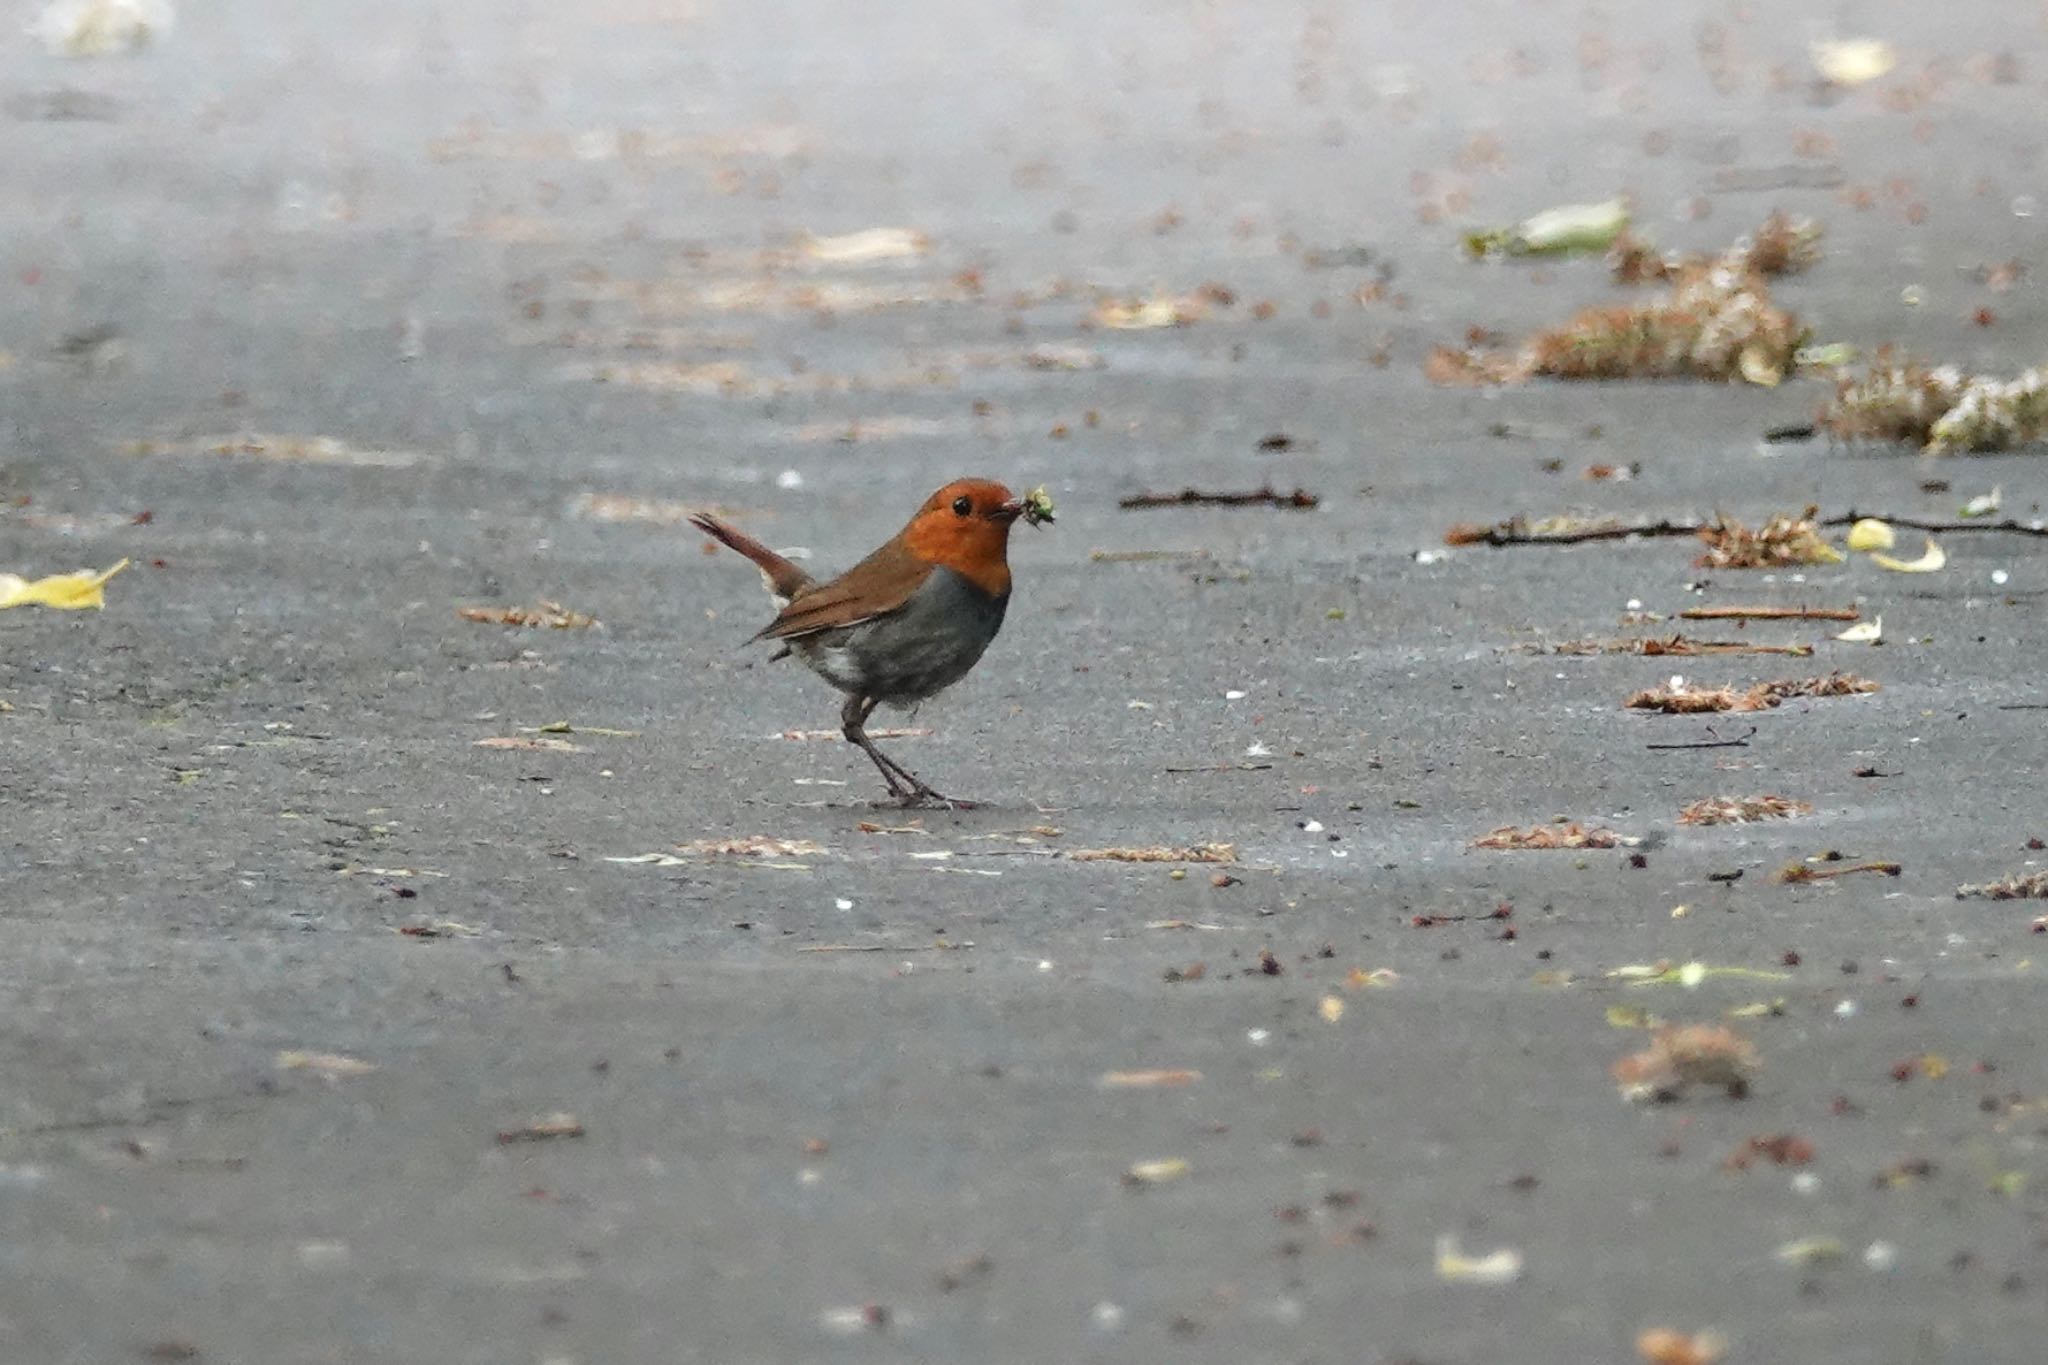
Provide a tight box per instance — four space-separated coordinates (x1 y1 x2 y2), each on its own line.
1870 538 1946 573
0 558 129 610
1737 346 1784 387
1318 995 1345 1023
1834 617 1883 643
1846 518 1895 552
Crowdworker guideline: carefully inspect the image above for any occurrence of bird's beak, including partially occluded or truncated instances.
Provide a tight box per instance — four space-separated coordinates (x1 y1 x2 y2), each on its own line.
990 499 1025 524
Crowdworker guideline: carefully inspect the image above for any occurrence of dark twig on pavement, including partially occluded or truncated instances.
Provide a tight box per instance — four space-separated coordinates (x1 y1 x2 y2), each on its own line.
1447 517 1703 546
1645 725 1758 751
1680 605 1860 622
1120 485 1320 510
1818 512 2048 538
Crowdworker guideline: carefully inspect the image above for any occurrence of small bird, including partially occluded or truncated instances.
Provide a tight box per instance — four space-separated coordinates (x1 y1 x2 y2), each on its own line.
691 479 1046 807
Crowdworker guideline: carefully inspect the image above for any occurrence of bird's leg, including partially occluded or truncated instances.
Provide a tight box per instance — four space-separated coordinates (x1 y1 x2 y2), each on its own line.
842 695 913 800
840 695 974 809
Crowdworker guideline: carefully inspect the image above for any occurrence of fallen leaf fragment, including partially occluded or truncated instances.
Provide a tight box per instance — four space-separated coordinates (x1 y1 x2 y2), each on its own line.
35 0 171 58
1609 961 1792 989
1834 617 1883 643
1870 538 1945 573
276 1051 378 1078
1723 1133 1815 1170
1954 872 2048 900
1471 822 1620 850
1463 198 1630 258
1678 795 1813 826
803 227 929 264
0 558 128 610
474 735 583 752
1092 292 1209 329
1434 1235 1524 1285
457 601 598 629
1613 1023 1759 1101
1959 487 2002 519
1020 486 1057 527
1318 995 1346 1023
1775 1235 1846 1265
1099 1069 1202 1089
1122 1158 1190 1186
1638 1328 1728 1365
1846 518 1896 552
496 1112 585 1144
1070 844 1235 864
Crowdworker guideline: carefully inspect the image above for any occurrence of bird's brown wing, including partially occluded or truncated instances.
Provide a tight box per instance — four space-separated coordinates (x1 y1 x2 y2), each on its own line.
752 539 931 642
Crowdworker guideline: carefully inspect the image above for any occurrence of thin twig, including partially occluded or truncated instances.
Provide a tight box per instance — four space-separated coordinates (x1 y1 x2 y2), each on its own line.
1645 725 1758 751
1164 762 1275 773
1680 605 1861 622
1778 860 1902 883
1819 512 2048 539
1448 517 1704 547
1121 485 1320 510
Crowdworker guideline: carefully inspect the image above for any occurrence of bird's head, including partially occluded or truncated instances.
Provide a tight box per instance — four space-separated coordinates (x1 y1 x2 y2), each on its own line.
900 479 1028 595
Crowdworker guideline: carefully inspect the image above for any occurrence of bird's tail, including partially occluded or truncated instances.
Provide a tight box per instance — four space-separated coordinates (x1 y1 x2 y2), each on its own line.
689 511 814 603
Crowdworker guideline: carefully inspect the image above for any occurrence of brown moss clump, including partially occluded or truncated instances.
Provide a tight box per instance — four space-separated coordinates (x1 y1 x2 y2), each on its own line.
1693 508 1842 568
1823 352 2048 453
1627 673 1878 713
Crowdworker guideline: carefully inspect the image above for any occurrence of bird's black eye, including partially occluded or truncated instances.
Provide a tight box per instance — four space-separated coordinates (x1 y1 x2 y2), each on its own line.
951 495 973 517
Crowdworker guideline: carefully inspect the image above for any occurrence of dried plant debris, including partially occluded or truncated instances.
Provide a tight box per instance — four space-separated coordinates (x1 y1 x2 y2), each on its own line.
495 1112 585 1144
1119 486 1318 511
1723 1134 1815 1170
1092 291 1218 329
802 228 929 264
1824 358 2048 453
1682 605 1859 622
1099 1069 1202 1089
1627 673 1878 713
1471 822 1621 850
1777 858 1901 883
1070 843 1236 864
1679 795 1813 826
1122 1157 1190 1186
1613 1024 1758 1102
1694 509 1842 569
1444 513 1699 546
1463 197 1631 259
1434 223 1813 386
1637 1328 1728 1365
34 0 171 58
1955 872 2048 901
1537 635 1812 658
456 601 599 629
0 558 128 610
1611 212 1822 284
276 1051 377 1078
676 836 826 858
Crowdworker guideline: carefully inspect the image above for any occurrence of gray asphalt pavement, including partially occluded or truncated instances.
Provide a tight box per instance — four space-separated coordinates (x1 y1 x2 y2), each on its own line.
3 2 2047 1361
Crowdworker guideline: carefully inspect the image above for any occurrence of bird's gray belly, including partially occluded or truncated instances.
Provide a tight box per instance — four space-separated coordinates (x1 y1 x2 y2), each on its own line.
794 567 1008 704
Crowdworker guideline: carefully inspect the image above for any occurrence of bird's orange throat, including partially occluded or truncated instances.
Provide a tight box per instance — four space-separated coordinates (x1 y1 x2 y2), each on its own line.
901 517 1013 598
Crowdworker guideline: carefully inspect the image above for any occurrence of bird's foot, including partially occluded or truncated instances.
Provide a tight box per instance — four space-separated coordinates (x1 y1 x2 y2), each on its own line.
886 784 978 811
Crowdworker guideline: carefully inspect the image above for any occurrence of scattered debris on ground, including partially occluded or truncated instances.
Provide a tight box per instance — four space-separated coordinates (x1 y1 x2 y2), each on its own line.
474 735 582 752
1679 795 1813 826
1119 486 1318 510
1534 635 1813 658
802 227 928 264
1694 508 1841 569
1613 1023 1758 1101
1611 211 1822 284
0 558 128 610
457 601 599 629
1122 1157 1190 1186
1070 844 1236 863
1471 822 1621 850
1723 1133 1815 1170
1432 214 1816 386
1099 1069 1202 1088
1627 673 1878 713
1955 872 2048 901
1609 961 1792 989
275 1051 378 1078
676 836 826 858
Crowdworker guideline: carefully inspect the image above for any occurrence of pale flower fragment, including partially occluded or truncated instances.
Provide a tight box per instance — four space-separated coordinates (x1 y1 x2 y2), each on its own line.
1834 617 1883 643
1434 1235 1524 1285
802 228 929 264
1870 538 1946 573
1845 518 1896 552
1810 38 1896 87
1122 1158 1190 1185
0 559 129 611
